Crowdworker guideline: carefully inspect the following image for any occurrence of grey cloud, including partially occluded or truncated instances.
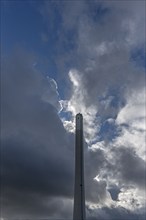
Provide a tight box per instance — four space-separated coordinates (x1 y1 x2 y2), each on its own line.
85 148 108 203
115 147 146 189
84 143 146 209
85 148 106 179
87 206 146 220
2 188 73 219
1 48 74 218
104 146 146 190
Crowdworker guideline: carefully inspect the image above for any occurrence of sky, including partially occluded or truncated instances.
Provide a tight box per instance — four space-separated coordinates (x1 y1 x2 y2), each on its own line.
0 0 146 219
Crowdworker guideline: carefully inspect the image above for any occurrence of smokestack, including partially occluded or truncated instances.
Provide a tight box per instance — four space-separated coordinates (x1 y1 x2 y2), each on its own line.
73 113 86 220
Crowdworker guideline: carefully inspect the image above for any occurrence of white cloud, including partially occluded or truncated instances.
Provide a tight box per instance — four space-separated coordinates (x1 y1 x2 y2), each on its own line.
115 88 146 160
116 88 145 127
117 187 146 211
58 2 145 214
61 69 100 144
42 77 62 112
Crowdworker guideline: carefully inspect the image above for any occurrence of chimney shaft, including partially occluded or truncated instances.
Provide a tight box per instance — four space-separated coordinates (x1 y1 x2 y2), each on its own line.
73 113 86 220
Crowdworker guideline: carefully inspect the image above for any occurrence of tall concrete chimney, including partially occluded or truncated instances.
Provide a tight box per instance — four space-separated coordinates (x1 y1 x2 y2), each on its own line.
73 113 86 220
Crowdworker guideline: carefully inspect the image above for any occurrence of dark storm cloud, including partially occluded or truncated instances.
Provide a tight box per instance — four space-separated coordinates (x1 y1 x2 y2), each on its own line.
1 48 74 218
2 188 70 218
1 133 73 197
0 48 112 218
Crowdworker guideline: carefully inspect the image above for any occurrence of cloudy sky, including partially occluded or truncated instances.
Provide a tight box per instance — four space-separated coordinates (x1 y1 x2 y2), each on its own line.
1 0 146 219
